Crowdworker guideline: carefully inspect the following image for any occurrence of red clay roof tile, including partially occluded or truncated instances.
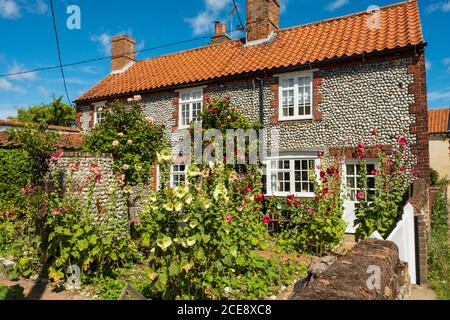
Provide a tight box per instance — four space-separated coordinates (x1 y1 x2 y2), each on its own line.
428 108 450 134
76 0 425 103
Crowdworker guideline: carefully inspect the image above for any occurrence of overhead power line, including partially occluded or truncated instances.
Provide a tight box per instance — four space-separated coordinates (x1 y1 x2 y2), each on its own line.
0 34 213 79
49 0 72 106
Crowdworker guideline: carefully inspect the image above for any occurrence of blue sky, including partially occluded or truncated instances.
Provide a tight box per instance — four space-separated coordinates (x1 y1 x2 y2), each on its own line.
0 0 449 119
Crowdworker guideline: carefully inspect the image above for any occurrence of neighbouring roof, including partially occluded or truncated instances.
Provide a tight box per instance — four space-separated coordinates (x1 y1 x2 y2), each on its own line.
0 119 81 133
428 108 450 134
0 120 84 149
76 0 425 103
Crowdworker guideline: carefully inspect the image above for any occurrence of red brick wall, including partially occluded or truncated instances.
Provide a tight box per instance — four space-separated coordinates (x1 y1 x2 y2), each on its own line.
408 50 430 183
111 35 136 72
246 0 280 42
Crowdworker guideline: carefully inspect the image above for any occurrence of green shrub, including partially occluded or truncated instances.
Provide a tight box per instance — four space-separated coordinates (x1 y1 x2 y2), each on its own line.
0 149 33 207
428 190 450 300
0 284 25 300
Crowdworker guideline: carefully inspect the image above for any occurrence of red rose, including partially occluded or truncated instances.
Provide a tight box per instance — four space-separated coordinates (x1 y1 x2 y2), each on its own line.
287 194 295 201
322 188 329 195
262 216 271 224
227 214 233 224
255 193 265 203
320 171 326 178
246 186 253 193
356 192 365 200
371 169 380 175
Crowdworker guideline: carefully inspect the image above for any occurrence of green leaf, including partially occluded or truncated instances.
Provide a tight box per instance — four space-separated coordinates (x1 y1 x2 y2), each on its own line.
169 262 179 277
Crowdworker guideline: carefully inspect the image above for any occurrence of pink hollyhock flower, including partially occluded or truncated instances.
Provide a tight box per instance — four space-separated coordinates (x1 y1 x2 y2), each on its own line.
262 216 271 224
227 214 233 224
50 148 64 161
255 193 264 203
371 169 380 175
295 200 301 208
357 143 366 158
287 194 295 201
322 188 329 196
90 163 101 176
356 191 365 200
307 207 314 214
397 136 407 145
52 208 63 216
245 186 253 193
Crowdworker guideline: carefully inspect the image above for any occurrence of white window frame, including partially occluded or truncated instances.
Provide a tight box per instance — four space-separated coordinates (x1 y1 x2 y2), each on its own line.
93 101 107 126
177 87 204 129
343 159 378 202
169 164 187 188
277 71 314 121
266 154 320 198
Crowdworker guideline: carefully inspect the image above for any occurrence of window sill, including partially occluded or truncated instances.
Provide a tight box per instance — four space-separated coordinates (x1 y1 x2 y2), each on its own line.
278 116 314 122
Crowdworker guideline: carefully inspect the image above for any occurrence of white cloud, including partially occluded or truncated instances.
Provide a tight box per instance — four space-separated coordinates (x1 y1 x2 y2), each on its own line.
326 0 349 11
90 29 140 55
427 1 450 14
428 88 450 102
90 32 113 55
280 0 289 14
78 65 103 74
0 0 21 19
426 59 432 71
0 78 26 93
186 0 232 35
7 61 37 81
36 85 51 97
442 57 450 72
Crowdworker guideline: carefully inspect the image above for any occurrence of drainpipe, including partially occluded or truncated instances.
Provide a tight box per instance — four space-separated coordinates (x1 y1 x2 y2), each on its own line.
256 76 264 126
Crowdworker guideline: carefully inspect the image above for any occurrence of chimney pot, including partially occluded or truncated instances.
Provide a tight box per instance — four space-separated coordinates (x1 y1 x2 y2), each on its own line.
111 34 136 72
211 21 231 45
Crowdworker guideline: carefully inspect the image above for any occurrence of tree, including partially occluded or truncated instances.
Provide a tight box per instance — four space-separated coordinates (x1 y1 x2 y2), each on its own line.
9 97 76 127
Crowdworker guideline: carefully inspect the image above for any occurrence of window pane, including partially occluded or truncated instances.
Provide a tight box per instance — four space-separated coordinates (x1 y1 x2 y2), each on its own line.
368 177 375 189
347 165 355 175
347 177 355 188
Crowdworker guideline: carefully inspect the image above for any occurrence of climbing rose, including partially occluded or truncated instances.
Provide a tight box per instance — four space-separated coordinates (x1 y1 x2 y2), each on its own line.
262 216 271 224
322 188 329 196
356 191 365 200
123 164 130 170
397 136 407 145
112 140 119 147
287 194 295 201
127 98 133 102
145 116 155 124
371 169 380 175
255 193 264 203
245 186 253 193
117 132 124 137
227 214 233 224
307 207 314 213
295 200 301 208
133 95 142 101
127 140 133 145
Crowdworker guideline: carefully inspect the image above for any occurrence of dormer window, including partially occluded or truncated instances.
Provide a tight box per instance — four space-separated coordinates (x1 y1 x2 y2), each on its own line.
278 72 313 121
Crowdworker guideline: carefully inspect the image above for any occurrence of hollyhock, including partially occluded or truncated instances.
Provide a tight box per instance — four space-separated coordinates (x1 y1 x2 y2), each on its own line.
320 171 326 179
52 208 63 216
327 167 336 176
356 191 365 200
227 214 233 224
50 148 64 161
307 207 314 213
295 200 301 208
397 136 407 145
255 193 265 203
262 216 271 224
245 186 253 193
287 194 295 201
371 169 380 175
357 143 366 158
322 188 329 196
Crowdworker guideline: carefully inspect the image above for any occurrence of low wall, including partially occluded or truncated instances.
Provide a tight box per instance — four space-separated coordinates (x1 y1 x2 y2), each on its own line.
50 152 128 220
291 239 410 300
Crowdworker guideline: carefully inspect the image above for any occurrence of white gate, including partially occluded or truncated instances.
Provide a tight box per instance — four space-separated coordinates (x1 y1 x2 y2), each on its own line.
371 203 417 284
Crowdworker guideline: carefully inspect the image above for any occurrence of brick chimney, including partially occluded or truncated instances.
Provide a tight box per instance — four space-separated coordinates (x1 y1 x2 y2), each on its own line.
111 35 136 72
211 21 231 45
246 0 280 43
